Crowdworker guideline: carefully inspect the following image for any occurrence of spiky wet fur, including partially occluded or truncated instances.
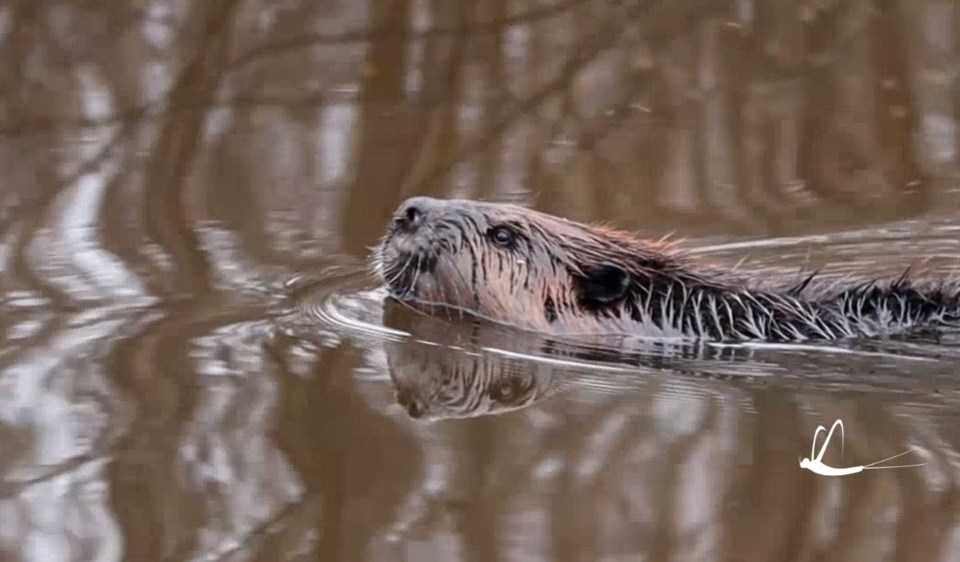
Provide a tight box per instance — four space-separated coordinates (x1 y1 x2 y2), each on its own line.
373 198 960 343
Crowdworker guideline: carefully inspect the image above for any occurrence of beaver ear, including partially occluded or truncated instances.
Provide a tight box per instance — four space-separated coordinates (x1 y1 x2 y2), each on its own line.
574 264 630 305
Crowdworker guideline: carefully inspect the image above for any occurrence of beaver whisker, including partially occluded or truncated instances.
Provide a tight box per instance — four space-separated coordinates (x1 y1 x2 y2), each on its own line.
388 289 443 322
410 255 423 296
368 242 386 278
382 254 404 286
385 251 417 297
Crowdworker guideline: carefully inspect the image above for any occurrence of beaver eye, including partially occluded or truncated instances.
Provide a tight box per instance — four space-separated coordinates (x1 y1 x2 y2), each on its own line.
488 225 517 248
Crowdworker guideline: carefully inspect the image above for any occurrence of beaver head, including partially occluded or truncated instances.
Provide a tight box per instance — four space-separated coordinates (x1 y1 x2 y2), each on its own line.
373 196 725 336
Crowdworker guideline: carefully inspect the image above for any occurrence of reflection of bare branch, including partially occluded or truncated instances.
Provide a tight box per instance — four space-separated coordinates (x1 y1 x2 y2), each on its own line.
405 0 649 194
872 0 924 206
397 1 471 200
337 0 418 256
0 451 111 499
0 123 131 238
226 0 595 72
159 492 310 562
0 105 154 137
142 0 240 295
0 126 135 366
0 95 331 137
473 0 510 201
797 0 925 213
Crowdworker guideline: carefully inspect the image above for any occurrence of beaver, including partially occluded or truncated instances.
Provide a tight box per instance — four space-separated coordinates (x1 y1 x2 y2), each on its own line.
373 196 960 342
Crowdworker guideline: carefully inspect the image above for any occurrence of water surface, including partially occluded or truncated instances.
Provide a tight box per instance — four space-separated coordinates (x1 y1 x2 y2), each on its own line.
3 1 960 561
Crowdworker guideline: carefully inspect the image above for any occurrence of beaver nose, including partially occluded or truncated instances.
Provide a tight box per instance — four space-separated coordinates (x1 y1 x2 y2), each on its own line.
393 196 439 231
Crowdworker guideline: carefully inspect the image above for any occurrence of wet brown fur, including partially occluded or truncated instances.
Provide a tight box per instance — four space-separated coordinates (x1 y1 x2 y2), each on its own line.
374 197 960 342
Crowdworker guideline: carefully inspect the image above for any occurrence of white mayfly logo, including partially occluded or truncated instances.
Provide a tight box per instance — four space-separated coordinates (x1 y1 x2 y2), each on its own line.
800 419 926 477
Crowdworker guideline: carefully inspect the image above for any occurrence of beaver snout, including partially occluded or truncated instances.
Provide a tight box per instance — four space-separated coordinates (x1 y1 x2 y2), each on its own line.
379 198 445 299
392 196 443 233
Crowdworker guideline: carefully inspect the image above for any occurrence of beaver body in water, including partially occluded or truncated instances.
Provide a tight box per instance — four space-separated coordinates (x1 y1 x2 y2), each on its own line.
373 196 960 342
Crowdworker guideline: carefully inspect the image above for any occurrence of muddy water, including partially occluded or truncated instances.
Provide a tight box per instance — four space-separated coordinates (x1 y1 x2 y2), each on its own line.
3 1 960 561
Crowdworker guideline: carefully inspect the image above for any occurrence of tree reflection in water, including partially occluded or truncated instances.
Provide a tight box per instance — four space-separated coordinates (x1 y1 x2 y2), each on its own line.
2 0 960 560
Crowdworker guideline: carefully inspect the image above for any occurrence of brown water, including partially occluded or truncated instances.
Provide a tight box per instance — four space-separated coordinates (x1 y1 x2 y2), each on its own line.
3 1 960 561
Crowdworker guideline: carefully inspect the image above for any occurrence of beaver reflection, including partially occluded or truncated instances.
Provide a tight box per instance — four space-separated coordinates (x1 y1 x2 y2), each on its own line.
383 300 557 420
